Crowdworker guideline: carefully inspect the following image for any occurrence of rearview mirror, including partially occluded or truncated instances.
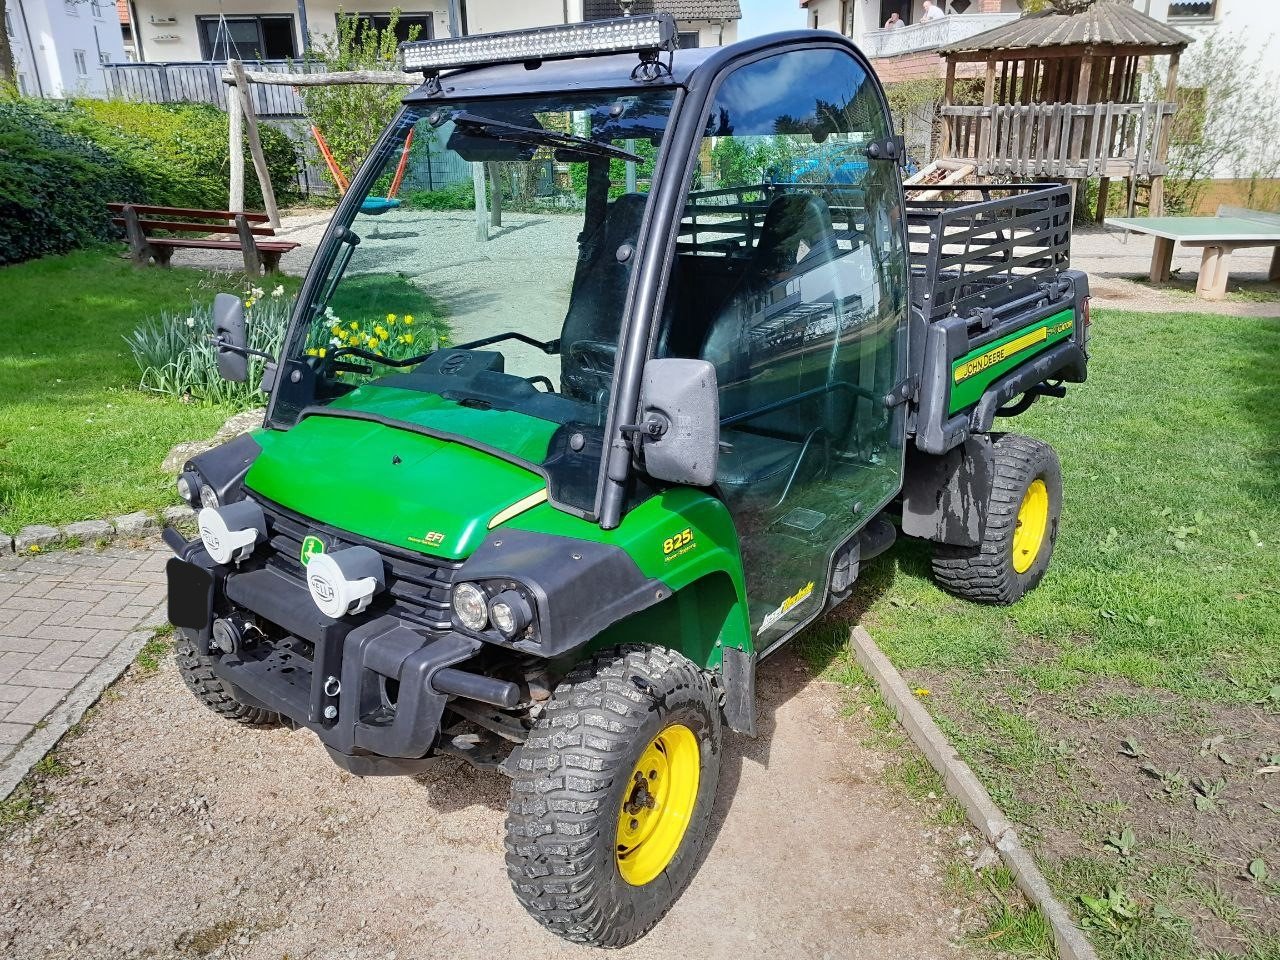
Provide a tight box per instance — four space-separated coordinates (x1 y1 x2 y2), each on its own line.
636 358 719 487
212 293 248 383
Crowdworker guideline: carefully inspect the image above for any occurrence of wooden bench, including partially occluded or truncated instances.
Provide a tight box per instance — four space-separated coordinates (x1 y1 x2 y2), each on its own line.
1106 205 1280 301
107 203 300 275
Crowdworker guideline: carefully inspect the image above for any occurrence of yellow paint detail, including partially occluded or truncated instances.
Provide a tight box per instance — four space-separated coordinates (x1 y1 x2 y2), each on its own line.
407 530 446 547
615 723 700 886
486 488 549 529
954 326 1049 384
1012 478 1049 574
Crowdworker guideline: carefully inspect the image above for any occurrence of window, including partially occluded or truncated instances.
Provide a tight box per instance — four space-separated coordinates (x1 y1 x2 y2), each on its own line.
655 47 907 640
4 9 14 36
17 73 29 95
64 0 79 15
677 31 700 49
90 0 104 18
73 49 88 75
340 12 434 44
1167 0 1215 18
196 15 297 61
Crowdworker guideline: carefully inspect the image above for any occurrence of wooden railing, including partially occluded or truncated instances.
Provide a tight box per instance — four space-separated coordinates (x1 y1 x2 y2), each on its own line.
104 61 316 117
941 101 1178 179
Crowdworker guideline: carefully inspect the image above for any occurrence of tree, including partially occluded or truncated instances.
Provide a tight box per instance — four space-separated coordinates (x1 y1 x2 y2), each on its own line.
1147 30 1280 213
297 9 420 190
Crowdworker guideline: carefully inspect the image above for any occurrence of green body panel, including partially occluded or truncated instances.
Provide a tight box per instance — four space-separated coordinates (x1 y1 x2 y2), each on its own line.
948 309 1075 414
245 384 555 560
505 488 752 666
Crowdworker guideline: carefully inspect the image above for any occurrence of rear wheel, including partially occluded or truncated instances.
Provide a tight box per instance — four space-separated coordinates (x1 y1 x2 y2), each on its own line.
931 434 1062 605
174 634 281 727
505 644 721 947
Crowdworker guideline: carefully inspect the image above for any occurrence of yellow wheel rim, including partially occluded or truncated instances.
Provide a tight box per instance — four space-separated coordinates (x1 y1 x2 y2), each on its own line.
1012 478 1049 574
615 723 700 886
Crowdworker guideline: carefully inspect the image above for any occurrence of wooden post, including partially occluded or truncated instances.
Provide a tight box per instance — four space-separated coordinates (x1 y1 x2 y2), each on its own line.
941 58 957 160
979 58 996 171
1070 54 1093 170
1095 177 1111 222
122 204 151 265
472 162 489 242
228 85 245 217
1149 50 1181 217
229 59 280 227
1149 235 1174 283
487 162 502 228
235 214 263 276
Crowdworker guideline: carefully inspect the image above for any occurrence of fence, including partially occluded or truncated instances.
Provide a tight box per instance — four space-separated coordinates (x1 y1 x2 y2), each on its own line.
104 61 312 117
942 100 1178 179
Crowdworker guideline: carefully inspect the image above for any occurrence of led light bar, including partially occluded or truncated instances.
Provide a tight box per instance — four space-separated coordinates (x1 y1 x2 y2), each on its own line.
400 14 677 73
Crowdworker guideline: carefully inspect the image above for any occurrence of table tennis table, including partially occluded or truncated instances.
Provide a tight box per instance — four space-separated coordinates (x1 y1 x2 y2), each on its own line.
1105 205 1280 301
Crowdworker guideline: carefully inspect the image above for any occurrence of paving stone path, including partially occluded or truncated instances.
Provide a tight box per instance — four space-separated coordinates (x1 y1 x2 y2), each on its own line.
0 543 169 797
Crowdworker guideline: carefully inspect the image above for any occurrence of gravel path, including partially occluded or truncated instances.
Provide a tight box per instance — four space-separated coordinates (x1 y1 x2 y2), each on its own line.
0 644 993 960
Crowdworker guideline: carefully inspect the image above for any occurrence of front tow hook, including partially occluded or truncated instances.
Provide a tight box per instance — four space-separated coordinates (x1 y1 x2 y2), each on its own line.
163 526 205 562
431 668 521 709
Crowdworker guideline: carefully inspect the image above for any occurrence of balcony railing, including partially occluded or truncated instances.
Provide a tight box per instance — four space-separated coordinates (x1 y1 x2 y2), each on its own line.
103 60 316 116
859 13 1018 59
942 101 1179 178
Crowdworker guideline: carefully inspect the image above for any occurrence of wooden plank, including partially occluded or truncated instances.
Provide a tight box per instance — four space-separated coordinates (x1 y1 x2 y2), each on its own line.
941 58 957 160
121 205 151 265
229 82 244 216
225 68 417 87
235 214 264 276
1149 235 1174 283
107 203 270 221
110 218 276 236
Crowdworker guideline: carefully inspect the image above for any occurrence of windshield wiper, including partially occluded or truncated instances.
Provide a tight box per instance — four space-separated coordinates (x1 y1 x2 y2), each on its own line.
450 110 643 164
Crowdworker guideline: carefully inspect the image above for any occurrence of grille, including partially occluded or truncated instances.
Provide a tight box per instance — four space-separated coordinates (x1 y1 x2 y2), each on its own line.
255 498 462 631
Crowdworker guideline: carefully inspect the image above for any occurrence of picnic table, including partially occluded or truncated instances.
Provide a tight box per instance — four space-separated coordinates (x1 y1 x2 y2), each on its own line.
1105 206 1280 301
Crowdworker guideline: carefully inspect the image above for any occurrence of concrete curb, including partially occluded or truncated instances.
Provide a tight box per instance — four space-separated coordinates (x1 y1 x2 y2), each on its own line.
4 506 194 556
848 625 1098 960
0 603 167 802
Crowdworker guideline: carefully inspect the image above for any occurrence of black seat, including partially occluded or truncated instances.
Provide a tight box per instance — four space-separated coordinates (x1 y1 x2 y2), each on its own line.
560 192 648 407
700 193 840 504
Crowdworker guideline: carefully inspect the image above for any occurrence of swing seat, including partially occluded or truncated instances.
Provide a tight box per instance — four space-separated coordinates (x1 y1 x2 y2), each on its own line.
360 197 401 215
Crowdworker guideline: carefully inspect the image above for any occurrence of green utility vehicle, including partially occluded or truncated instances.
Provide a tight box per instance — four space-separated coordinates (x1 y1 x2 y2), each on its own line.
166 15 1089 947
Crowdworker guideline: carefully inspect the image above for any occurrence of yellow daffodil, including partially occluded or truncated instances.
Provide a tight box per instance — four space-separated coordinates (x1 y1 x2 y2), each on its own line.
348 320 359 331
399 332 414 345
367 337 380 350
330 325 342 337
403 314 414 326
374 325 389 339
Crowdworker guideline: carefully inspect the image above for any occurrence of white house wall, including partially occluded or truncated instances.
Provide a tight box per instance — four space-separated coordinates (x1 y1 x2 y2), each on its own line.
7 0 126 97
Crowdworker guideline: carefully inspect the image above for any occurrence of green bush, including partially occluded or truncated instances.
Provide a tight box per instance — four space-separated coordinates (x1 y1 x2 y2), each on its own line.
0 104 143 264
0 98 301 265
124 285 294 408
402 180 476 210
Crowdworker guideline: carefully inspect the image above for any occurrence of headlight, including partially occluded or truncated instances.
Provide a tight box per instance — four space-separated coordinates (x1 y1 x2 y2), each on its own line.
198 501 266 565
200 484 221 510
176 471 201 507
306 546 385 618
453 582 488 631
489 590 533 638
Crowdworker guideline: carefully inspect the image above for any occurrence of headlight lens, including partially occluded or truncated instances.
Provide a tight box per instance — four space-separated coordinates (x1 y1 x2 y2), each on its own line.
489 590 533 638
199 484 220 510
453 582 488 631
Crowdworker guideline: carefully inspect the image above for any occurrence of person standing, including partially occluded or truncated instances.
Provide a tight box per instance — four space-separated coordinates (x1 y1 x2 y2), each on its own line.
922 0 946 21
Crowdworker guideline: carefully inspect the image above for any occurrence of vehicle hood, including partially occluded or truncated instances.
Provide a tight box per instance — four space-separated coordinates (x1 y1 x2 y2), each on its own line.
245 385 558 560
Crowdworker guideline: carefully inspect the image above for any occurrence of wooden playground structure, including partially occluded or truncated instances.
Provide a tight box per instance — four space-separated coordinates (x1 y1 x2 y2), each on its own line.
933 0 1191 220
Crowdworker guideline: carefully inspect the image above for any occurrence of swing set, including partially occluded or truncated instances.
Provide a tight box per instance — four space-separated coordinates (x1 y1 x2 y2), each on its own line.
311 126 415 215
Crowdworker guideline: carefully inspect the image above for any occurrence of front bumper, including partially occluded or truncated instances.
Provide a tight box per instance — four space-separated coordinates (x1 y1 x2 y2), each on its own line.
167 549 514 776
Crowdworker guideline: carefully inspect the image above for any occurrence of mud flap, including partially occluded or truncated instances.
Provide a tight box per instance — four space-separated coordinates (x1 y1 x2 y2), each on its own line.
901 435 993 548
720 646 757 737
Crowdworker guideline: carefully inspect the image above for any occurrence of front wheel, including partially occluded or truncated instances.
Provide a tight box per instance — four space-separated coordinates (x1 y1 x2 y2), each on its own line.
931 433 1062 605
505 644 721 947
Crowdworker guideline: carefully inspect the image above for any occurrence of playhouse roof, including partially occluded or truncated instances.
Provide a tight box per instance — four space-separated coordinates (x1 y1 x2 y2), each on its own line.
942 0 1191 58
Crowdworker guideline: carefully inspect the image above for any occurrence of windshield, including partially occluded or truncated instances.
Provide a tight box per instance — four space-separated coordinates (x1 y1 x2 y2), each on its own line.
270 89 678 514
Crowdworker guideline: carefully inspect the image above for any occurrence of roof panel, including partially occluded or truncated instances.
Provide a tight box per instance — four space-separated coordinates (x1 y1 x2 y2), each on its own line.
942 0 1191 55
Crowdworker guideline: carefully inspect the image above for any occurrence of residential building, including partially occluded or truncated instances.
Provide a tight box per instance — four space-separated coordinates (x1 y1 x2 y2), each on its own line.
4 0 127 96
120 0 740 63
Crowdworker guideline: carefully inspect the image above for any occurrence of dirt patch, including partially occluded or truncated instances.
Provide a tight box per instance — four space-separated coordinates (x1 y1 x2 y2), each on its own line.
0 648 995 960
1086 276 1280 317
908 663 1280 956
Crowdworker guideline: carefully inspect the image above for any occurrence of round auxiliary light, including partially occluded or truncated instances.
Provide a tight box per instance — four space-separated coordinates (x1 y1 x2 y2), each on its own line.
489 590 533 638
176 471 200 507
199 483 220 510
306 546 385 619
453 582 488 632
198 501 266 565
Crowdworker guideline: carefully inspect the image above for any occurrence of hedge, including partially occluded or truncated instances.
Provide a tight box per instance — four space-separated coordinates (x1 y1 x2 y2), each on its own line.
0 98 301 266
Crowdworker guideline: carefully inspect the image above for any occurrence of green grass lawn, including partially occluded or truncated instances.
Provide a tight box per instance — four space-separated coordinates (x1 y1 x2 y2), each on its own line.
0 249 300 530
800 306 1280 959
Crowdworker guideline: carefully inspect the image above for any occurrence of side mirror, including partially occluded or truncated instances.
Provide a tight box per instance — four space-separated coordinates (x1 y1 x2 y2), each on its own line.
212 293 248 383
635 358 719 487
